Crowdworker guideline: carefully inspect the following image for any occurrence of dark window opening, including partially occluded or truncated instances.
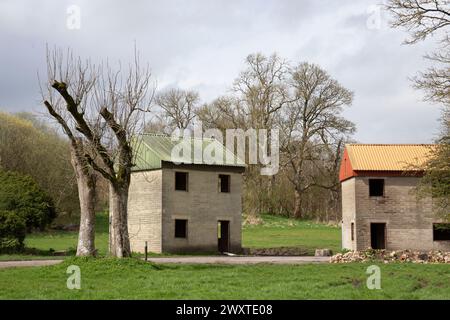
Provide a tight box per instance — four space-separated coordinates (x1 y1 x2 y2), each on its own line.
370 223 386 249
175 219 187 238
219 174 230 193
369 179 384 197
433 223 450 241
175 172 188 191
351 222 355 241
218 220 230 252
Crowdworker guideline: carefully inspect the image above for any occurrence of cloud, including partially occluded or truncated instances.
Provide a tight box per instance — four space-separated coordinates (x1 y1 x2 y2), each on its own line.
0 0 442 143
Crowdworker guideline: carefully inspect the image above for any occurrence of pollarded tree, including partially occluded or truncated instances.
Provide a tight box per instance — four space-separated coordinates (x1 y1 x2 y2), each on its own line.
42 49 99 257
42 48 154 257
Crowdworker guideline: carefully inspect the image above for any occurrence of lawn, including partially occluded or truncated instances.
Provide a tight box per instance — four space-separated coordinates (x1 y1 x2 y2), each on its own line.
0 213 110 261
1 215 448 300
0 257 448 299
243 214 341 254
0 213 341 260
25 212 110 254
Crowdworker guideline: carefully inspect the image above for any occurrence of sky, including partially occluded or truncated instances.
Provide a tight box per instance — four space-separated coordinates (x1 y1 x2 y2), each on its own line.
0 0 444 143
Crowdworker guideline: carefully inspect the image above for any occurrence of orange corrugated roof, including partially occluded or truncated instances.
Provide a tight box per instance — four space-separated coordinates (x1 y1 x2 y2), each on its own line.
346 144 436 171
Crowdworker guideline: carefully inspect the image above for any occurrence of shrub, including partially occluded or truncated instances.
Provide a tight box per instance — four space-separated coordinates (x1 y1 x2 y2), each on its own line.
0 112 80 215
0 170 56 231
0 210 26 253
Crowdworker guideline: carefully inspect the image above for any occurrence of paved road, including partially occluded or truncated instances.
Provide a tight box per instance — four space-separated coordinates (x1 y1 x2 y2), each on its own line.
146 256 330 265
0 260 63 269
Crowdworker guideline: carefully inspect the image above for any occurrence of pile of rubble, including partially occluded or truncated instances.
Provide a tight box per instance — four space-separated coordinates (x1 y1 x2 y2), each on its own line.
242 247 311 256
330 249 450 264
242 215 263 226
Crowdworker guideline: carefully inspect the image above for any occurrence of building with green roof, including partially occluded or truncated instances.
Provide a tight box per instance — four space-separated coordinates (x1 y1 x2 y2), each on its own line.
128 134 245 254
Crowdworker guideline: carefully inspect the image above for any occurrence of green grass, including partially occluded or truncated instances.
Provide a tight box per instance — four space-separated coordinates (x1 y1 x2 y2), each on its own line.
0 255 66 261
25 212 110 254
243 214 341 254
0 257 448 299
1 213 341 260
1 215 448 300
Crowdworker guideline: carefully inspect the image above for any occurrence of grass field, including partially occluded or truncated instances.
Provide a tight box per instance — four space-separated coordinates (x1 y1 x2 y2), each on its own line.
0 213 341 260
243 214 341 254
0 257 448 299
0 214 449 300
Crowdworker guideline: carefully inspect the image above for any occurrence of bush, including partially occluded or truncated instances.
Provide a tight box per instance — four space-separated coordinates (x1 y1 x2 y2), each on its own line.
0 170 56 231
0 210 26 253
0 112 80 215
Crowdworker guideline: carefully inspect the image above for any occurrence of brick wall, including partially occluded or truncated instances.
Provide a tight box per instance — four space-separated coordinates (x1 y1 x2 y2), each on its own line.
341 178 356 250
349 176 450 251
161 168 243 253
127 170 163 253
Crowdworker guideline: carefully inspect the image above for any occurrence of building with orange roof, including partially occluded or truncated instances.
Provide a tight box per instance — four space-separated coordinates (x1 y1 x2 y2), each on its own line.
339 144 450 251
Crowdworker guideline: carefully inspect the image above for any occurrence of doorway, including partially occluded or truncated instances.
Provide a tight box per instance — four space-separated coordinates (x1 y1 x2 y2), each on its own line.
218 220 230 253
370 223 386 249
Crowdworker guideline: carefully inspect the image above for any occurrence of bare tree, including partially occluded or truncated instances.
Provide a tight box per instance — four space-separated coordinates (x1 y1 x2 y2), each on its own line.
41 49 98 256
386 0 450 105
196 96 246 130
386 0 450 219
197 54 355 220
155 88 199 131
232 53 291 214
233 53 289 129
279 62 354 219
386 0 449 44
42 47 154 257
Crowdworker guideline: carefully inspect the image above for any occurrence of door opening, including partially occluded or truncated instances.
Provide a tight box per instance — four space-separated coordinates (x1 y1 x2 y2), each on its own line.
370 223 386 249
218 221 230 253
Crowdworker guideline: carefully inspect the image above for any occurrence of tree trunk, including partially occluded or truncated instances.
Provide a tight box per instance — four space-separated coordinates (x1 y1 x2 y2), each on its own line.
108 182 131 258
267 175 276 214
70 145 97 257
293 188 303 219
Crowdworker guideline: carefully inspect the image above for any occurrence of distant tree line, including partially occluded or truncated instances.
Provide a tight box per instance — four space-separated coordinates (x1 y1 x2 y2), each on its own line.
148 54 355 221
0 112 79 215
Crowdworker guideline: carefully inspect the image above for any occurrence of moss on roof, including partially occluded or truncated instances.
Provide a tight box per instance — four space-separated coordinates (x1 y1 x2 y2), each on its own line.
132 134 246 171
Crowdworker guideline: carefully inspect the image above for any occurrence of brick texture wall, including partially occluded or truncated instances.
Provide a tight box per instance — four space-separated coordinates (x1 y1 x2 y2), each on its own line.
161 168 242 253
341 178 356 250
128 170 163 253
127 167 243 254
342 176 450 251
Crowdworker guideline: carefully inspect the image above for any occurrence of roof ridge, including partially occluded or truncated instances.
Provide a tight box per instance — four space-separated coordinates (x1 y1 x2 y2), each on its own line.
141 133 217 141
142 133 169 137
344 143 434 172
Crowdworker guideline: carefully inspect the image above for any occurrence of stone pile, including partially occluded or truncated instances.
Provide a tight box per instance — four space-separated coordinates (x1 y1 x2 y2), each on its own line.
330 249 450 264
242 247 311 256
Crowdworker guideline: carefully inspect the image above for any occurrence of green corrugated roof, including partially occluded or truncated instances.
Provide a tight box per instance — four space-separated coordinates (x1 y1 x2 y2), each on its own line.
132 134 246 171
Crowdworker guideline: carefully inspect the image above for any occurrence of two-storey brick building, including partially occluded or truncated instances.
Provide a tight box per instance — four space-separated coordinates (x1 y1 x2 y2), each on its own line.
340 144 450 252
127 134 245 254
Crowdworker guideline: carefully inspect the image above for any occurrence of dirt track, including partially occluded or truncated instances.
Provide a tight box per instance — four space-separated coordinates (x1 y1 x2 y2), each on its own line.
146 256 330 265
0 260 63 269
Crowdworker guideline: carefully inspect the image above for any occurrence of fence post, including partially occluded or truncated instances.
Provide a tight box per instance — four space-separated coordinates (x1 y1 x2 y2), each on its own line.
145 241 148 262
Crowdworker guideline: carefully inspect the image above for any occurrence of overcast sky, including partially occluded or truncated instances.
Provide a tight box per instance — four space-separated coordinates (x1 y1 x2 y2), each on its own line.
0 0 443 143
